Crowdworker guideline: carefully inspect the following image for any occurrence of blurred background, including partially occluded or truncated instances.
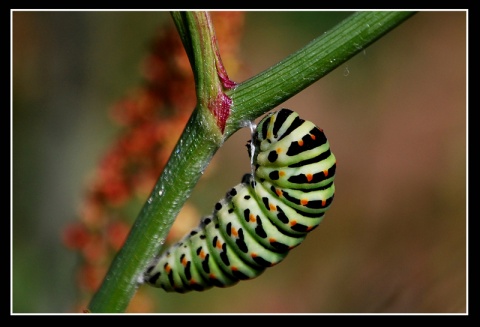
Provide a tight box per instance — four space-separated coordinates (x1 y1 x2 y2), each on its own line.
12 11 466 314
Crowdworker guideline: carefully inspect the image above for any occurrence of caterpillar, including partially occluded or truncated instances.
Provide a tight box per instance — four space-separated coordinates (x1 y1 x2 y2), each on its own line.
144 108 336 293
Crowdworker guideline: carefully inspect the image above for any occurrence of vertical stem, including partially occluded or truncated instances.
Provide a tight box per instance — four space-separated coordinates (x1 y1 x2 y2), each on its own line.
88 110 220 313
88 12 229 313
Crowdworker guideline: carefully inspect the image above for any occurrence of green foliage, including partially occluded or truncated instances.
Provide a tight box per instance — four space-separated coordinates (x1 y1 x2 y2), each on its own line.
88 11 416 313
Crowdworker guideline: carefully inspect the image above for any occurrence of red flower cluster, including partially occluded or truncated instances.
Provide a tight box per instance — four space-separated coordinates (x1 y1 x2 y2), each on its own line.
62 12 245 313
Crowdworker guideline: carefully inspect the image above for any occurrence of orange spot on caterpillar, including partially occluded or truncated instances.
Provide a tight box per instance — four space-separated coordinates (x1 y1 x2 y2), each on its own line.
251 253 257 258
231 266 238 271
232 227 238 237
181 257 188 266
276 148 282 153
323 170 329 177
322 199 327 207
199 250 206 259
301 199 309 206
279 171 286 177
216 240 222 249
290 220 297 226
310 133 316 140
275 189 283 197
269 203 277 211
269 238 276 243
165 264 171 273
298 139 304 146
249 214 256 222
209 273 216 279
306 174 313 182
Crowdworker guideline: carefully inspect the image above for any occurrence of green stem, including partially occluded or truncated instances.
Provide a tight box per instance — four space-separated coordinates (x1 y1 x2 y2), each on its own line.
224 11 415 137
87 10 415 313
88 109 220 313
88 12 224 313
172 12 235 132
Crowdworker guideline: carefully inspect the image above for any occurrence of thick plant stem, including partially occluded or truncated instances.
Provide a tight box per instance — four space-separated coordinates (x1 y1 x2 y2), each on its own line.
87 11 416 313
88 12 226 313
88 110 220 313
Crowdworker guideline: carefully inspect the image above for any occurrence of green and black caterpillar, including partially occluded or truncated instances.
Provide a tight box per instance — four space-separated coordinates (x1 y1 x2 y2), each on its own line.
143 108 336 292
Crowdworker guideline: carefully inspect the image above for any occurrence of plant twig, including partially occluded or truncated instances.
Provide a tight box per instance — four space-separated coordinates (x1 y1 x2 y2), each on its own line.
87 10 415 313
